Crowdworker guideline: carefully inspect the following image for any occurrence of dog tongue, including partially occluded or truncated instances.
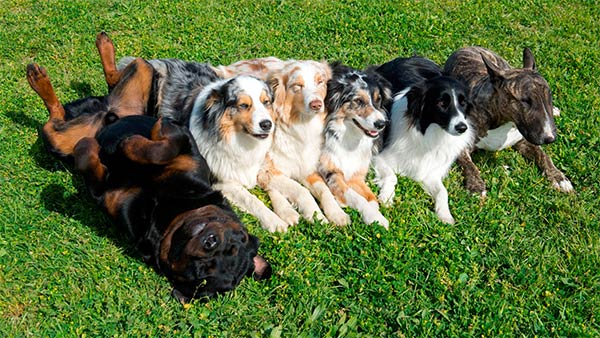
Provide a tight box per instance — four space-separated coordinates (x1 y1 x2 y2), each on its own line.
368 130 379 137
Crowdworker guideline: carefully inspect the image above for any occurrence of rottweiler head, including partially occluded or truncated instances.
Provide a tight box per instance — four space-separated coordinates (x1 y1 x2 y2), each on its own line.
158 205 271 302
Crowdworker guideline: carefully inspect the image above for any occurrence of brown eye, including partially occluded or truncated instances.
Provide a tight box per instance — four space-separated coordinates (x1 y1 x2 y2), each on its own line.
354 98 365 107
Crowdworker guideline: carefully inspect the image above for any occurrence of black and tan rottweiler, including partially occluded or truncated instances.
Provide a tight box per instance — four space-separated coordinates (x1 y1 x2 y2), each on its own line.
26 53 271 303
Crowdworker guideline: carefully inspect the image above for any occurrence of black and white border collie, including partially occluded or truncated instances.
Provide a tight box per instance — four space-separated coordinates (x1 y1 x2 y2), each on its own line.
319 62 392 228
372 56 474 224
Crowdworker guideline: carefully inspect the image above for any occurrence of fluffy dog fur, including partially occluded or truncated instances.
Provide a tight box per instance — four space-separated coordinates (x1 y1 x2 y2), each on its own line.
372 56 474 224
443 47 573 194
216 58 350 228
99 33 288 232
319 62 392 228
27 56 271 303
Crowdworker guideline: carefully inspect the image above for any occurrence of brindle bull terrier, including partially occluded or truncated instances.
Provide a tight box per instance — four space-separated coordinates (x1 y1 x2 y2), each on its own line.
444 46 573 195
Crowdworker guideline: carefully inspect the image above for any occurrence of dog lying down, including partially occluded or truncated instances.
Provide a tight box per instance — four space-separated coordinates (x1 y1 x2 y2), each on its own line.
27 59 271 303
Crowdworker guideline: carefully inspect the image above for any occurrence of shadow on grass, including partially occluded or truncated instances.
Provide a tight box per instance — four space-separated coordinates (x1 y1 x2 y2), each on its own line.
40 182 139 259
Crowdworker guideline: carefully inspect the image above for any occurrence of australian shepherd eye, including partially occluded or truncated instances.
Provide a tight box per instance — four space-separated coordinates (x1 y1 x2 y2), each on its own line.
238 103 250 110
353 97 365 107
292 84 303 92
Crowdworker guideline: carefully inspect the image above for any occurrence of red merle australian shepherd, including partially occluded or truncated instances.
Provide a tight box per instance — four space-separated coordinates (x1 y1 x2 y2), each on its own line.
27 39 271 302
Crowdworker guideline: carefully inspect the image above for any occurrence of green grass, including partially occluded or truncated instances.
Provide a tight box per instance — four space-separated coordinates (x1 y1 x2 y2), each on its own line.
1 0 599 336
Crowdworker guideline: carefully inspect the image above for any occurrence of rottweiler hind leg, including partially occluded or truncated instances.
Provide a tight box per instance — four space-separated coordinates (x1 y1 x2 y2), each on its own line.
120 117 190 165
107 57 155 117
27 63 65 121
73 137 107 198
96 31 121 90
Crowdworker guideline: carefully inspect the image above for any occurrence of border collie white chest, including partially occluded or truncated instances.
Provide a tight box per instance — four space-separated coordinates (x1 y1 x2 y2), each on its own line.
373 56 474 224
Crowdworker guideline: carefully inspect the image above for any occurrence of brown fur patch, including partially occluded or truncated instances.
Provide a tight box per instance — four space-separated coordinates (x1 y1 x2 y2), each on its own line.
318 156 348 204
347 172 377 202
95 31 120 89
103 187 141 218
107 58 154 117
42 114 105 156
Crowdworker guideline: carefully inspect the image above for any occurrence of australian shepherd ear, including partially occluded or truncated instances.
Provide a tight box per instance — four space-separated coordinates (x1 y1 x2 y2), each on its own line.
267 71 287 121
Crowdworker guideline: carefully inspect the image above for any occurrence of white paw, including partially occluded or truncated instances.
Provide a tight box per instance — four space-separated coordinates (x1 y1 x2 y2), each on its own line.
363 209 389 229
377 185 395 206
552 106 561 117
262 213 290 233
278 207 300 227
436 209 455 224
553 179 574 193
326 209 350 226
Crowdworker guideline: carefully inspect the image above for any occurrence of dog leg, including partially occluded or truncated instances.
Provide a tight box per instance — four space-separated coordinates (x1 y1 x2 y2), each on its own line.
95 31 121 90
27 63 65 121
305 173 349 226
372 157 398 205
347 176 389 229
105 57 154 118
213 181 289 232
344 188 389 229
121 118 189 165
73 137 107 198
267 189 300 226
269 175 326 223
513 140 574 192
421 178 454 224
456 149 487 196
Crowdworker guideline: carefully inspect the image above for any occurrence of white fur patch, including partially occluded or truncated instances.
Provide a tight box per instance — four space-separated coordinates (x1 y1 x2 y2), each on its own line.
476 122 524 151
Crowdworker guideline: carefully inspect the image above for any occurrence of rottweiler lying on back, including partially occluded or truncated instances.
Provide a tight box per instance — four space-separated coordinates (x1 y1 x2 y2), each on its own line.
26 56 271 303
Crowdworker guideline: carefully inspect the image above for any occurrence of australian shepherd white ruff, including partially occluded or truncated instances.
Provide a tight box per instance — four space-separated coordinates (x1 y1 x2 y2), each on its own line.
187 76 290 232
216 57 350 228
372 56 474 224
319 62 392 228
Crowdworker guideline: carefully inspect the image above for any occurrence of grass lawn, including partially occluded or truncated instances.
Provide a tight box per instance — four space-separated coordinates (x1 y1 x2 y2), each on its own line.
1 0 599 336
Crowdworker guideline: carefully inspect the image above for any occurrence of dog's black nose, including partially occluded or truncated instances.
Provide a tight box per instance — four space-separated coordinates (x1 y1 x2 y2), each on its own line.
374 119 386 130
259 120 272 132
455 122 468 134
542 134 556 144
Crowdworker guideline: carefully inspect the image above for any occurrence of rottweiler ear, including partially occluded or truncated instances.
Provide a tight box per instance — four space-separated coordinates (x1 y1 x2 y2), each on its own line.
523 47 536 71
251 255 272 281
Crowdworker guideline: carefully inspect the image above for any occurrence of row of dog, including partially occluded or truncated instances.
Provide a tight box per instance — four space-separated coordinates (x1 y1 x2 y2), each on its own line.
28 32 573 300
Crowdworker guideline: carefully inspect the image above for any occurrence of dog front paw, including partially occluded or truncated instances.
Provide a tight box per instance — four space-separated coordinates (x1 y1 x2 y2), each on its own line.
552 178 574 193
262 213 290 233
325 208 350 226
363 209 389 229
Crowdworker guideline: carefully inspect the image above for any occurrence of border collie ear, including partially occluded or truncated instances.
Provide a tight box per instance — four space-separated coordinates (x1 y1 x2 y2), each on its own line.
481 53 504 83
267 71 287 122
522 47 536 71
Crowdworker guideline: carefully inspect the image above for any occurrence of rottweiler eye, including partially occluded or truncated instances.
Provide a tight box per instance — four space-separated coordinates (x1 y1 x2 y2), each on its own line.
203 234 219 251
